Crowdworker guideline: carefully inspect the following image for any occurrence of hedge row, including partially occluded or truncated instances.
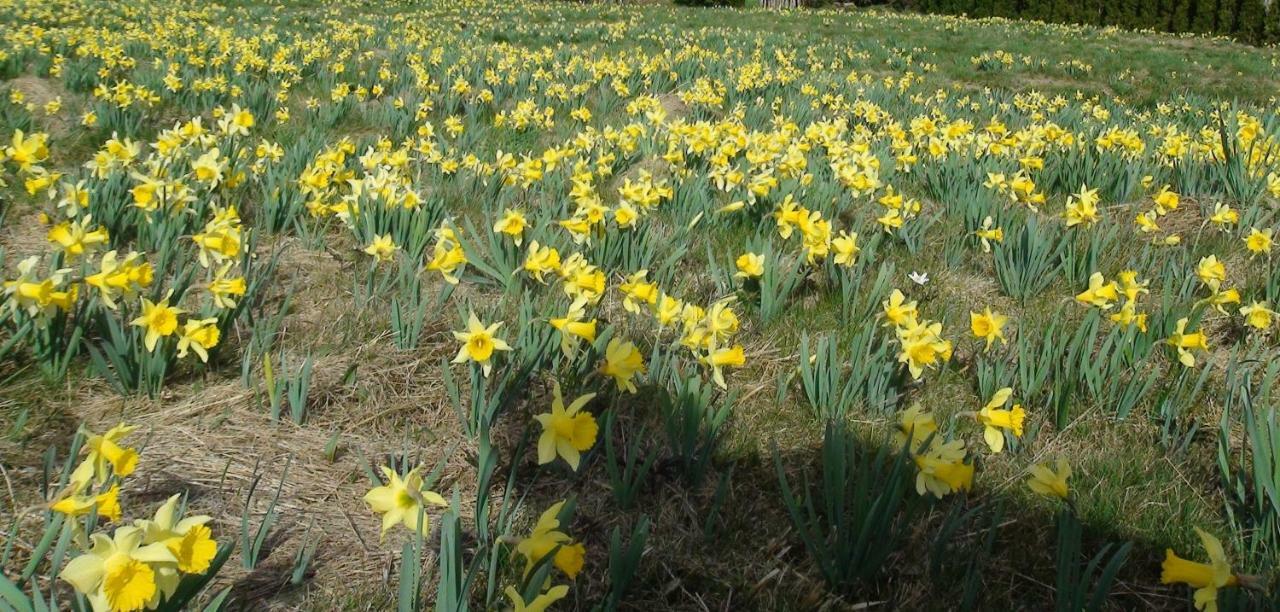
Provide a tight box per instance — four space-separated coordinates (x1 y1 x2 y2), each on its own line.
911 0 1280 45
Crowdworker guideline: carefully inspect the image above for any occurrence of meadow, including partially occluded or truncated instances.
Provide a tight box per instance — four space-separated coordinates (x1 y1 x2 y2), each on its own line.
2 0 1280 609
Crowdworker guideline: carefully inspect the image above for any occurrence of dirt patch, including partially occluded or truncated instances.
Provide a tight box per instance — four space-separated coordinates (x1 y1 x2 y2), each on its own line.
658 92 689 121
9 75 75 137
0 208 50 270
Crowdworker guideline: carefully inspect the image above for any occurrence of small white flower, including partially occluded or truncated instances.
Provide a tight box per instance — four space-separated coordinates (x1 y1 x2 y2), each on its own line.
909 271 930 286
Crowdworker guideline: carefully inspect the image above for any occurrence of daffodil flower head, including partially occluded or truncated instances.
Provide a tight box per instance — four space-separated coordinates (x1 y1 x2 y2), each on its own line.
534 382 598 471
505 584 569 612
84 423 139 484
600 337 645 393
969 307 1008 351
976 387 1025 453
1161 528 1238 612
362 466 447 541
60 525 178 612
130 293 184 352
452 311 512 377
135 494 218 574
515 501 586 580
1026 457 1071 500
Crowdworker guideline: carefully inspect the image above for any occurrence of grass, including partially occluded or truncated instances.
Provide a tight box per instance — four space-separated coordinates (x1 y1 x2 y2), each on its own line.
2 0 1280 609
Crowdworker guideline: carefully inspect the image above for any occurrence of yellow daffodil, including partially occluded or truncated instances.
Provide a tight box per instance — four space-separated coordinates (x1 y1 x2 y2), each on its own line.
135 494 217 575
523 241 562 283
131 295 184 351
1064 184 1100 227
975 216 1003 253
363 234 398 263
494 209 529 245
1244 227 1273 257
534 381 598 470
84 423 139 484
601 337 645 393
734 252 764 280
882 289 918 328
703 343 745 389
1076 272 1119 309
1240 301 1276 330
51 484 122 523
1026 458 1070 500
176 317 220 362
452 311 512 377
976 387 1025 453
1167 317 1209 368
913 439 974 498
60 526 177 612
505 585 569 612
969 307 1008 351
1196 255 1227 291
514 501 585 579
1161 528 1238 612
362 466 447 540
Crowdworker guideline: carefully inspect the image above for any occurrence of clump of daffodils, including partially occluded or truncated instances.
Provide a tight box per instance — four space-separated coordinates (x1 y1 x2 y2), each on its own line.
54 423 224 612
896 406 974 498
882 289 952 380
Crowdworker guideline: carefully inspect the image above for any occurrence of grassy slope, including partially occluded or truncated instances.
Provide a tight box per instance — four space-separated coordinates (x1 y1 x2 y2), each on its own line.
1 1 1278 610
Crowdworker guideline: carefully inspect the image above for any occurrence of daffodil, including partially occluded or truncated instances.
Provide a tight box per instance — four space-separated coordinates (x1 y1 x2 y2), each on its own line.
618 270 658 314
534 381 598 470
1243 227 1273 257
85 251 152 310
494 209 529 245
526 245 566 284
976 387 1025 453
363 234 398 263
1167 317 1209 367
514 501 586 579
60 526 178 612
362 466 447 540
1064 184 1099 227
84 424 139 484
1196 255 1226 292
1161 528 1238 612
896 319 951 380
1026 457 1070 500
208 263 247 310
549 307 597 358
600 338 645 393
882 289 918 328
734 252 764 280
51 484 122 523
1240 301 1276 330
913 439 974 498
703 343 745 389
1075 272 1119 309
895 404 937 450
425 234 467 284
131 295 184 351
452 311 512 377
176 317 220 362
505 585 569 612
135 494 218 574
48 216 109 260
969 307 1008 351
974 215 1003 252
832 230 860 267
1207 203 1238 229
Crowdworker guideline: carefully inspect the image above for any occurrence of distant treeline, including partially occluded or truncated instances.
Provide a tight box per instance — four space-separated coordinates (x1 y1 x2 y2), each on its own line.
907 0 1279 44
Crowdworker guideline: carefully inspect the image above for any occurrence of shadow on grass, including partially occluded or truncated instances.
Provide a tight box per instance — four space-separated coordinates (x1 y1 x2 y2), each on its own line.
491 396 1277 611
